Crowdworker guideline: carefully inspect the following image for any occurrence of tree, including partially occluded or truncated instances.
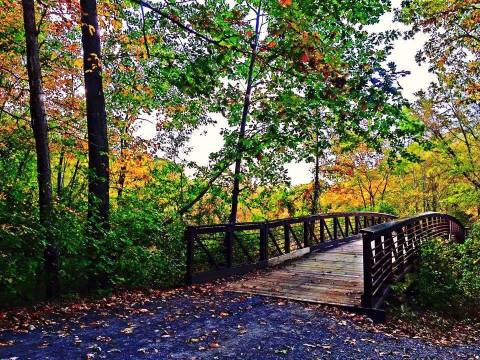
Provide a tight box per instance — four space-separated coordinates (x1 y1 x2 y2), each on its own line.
399 0 479 102
80 0 110 290
413 86 480 213
229 1 263 224
21 0 59 298
80 0 110 235
401 0 480 215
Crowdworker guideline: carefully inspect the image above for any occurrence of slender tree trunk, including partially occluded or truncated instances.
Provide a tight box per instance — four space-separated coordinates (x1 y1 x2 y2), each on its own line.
80 0 110 290
228 2 262 224
117 137 127 200
357 179 367 209
22 0 59 299
117 164 127 199
117 115 130 201
66 159 80 205
56 150 64 199
311 131 321 215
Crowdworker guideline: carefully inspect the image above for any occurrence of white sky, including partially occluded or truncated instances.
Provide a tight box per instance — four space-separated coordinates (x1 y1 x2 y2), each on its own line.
148 0 435 185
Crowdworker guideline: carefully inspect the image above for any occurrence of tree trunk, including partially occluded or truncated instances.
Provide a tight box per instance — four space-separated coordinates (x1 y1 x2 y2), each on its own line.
21 0 59 299
80 0 109 232
117 139 127 200
80 0 110 290
228 2 262 224
66 159 80 206
56 150 64 199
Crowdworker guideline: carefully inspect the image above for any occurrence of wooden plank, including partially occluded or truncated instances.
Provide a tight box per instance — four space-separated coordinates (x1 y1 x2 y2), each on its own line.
226 239 364 307
268 247 310 266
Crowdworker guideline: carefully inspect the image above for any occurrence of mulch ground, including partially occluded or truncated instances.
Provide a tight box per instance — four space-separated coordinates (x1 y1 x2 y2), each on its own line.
1 281 479 359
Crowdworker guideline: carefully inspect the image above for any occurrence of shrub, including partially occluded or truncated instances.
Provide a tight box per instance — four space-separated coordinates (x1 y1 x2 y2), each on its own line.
0 188 187 307
414 227 480 319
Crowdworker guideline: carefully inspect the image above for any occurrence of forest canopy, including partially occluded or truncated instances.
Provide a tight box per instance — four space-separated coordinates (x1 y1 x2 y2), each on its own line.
0 0 479 305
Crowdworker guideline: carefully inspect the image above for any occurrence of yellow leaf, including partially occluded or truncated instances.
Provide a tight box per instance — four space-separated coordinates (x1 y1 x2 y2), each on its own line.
88 24 95 36
73 58 83 68
112 19 122 30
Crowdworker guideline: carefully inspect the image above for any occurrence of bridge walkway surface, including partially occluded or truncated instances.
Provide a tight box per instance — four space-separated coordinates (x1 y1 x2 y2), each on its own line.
226 238 363 307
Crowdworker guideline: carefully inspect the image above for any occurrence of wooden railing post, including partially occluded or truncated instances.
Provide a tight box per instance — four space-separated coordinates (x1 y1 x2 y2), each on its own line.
260 222 268 262
284 221 290 253
304 219 310 247
361 230 373 308
355 215 360 234
185 226 194 284
320 218 325 242
385 232 394 282
333 217 338 240
344 216 349 237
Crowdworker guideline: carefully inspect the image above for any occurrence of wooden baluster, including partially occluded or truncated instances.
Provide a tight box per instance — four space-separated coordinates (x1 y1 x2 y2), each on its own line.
355 215 360 234
404 225 412 270
284 221 290 254
411 222 417 252
425 218 431 242
304 219 310 247
389 229 397 276
385 231 394 285
345 216 349 237
374 231 383 274
320 218 325 242
260 222 268 262
361 229 374 308
333 217 338 240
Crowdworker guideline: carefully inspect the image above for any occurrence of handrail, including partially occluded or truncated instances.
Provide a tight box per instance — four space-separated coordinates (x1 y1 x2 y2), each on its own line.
360 212 466 237
189 212 396 230
360 212 466 310
186 211 397 284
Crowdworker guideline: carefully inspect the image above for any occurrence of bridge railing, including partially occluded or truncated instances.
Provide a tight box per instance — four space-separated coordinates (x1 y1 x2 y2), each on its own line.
360 212 466 310
185 212 397 284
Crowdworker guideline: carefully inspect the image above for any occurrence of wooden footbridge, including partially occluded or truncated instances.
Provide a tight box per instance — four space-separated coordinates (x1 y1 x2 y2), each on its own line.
185 212 465 314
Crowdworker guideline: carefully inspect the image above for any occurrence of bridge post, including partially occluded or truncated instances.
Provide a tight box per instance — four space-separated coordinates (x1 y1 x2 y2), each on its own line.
397 229 406 274
361 230 373 308
320 219 325 242
303 219 310 247
344 216 349 237
354 216 360 234
284 221 290 253
260 222 268 262
333 217 338 240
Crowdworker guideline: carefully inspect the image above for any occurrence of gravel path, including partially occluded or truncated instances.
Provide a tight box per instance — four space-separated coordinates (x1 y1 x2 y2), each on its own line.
1 289 478 359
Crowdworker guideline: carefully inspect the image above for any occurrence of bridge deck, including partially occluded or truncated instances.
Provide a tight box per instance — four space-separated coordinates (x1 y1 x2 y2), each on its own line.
226 239 364 307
